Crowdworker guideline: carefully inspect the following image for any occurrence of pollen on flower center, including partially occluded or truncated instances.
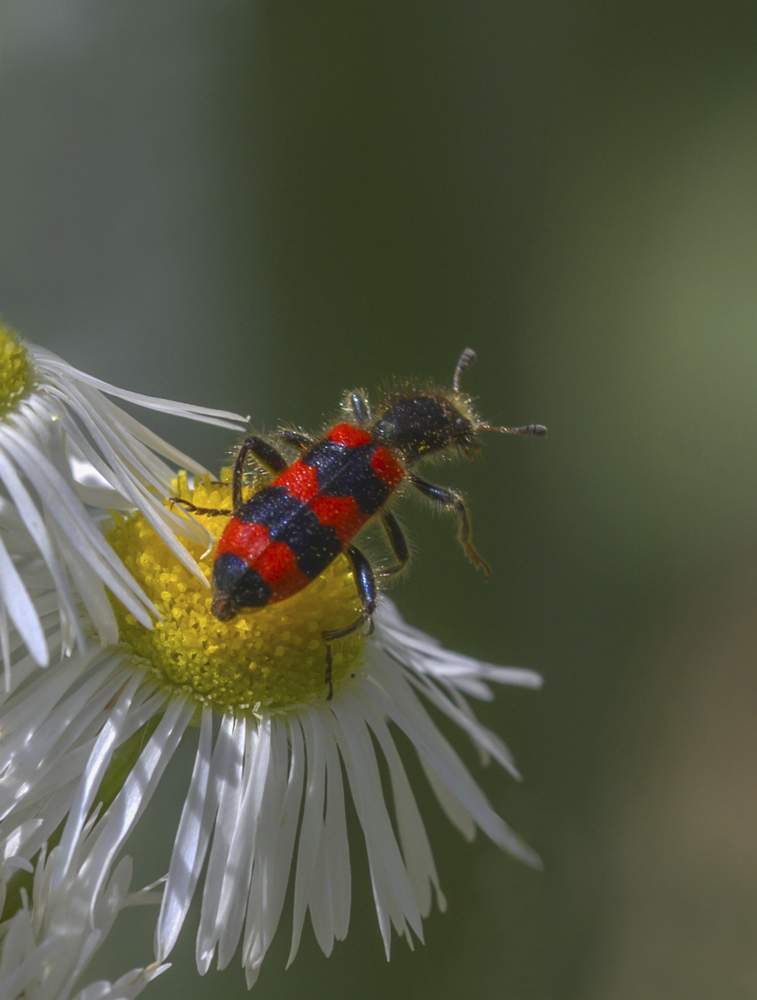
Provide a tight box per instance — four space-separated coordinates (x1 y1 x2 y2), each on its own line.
107 472 365 713
0 324 32 417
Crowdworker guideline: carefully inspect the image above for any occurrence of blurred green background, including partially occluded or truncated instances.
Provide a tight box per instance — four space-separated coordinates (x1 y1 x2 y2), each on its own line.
3 2 757 998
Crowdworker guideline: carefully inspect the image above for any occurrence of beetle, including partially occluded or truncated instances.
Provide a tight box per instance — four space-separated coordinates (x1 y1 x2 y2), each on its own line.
171 349 546 698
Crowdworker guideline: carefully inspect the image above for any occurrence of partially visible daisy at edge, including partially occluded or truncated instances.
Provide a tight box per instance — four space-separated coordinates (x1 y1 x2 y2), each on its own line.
0 799 168 1000
0 448 543 989
0 321 246 681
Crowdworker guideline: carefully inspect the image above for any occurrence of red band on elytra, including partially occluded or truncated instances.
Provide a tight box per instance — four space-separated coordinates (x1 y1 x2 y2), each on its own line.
370 446 405 488
253 541 310 601
310 494 368 547
216 519 270 562
274 460 320 502
327 423 373 449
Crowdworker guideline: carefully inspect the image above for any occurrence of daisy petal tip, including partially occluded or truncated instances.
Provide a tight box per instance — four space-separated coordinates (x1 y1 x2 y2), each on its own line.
516 843 544 871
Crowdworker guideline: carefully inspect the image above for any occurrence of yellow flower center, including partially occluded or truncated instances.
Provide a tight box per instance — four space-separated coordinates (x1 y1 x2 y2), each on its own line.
107 472 365 714
0 324 32 417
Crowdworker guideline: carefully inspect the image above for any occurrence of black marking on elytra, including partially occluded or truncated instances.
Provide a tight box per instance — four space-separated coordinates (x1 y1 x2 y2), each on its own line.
301 439 348 484
234 485 342 581
234 567 273 607
303 440 389 516
321 449 389 516
213 551 246 592
213 553 272 608
236 485 302 527
282 516 342 580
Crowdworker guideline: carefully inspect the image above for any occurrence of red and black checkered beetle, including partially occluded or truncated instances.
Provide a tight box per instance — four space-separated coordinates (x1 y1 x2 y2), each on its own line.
172 349 546 698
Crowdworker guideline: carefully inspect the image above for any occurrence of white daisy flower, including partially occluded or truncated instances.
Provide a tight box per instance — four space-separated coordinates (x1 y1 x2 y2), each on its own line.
0 323 246 679
0 470 541 989
0 814 167 1000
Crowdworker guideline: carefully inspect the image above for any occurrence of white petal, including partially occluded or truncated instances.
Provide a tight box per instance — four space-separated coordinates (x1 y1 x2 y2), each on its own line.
242 716 304 975
287 709 326 966
85 696 195 910
216 718 271 970
51 673 143 894
0 444 82 653
72 963 170 1000
31 346 246 429
0 658 125 822
365 657 542 869
156 706 214 960
0 531 47 668
361 697 445 917
418 753 476 841
323 728 351 940
406 668 522 779
0 428 155 626
329 697 424 956
196 715 247 974
373 598 542 694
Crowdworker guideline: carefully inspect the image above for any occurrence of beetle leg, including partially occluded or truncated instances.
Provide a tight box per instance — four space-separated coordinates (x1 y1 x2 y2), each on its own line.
408 474 492 578
231 435 289 510
169 434 286 516
378 510 410 579
322 544 376 699
168 497 233 518
276 428 315 451
324 644 334 701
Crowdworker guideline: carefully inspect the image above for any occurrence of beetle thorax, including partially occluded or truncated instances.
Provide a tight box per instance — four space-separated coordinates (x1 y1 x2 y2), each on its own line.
371 393 475 463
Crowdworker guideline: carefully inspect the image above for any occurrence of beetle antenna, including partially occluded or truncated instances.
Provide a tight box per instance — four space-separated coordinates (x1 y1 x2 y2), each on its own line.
479 423 548 437
452 348 477 392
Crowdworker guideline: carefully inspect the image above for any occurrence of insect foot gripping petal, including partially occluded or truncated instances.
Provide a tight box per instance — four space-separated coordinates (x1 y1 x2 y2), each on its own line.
322 613 372 701
318 541 377 695
324 644 334 700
